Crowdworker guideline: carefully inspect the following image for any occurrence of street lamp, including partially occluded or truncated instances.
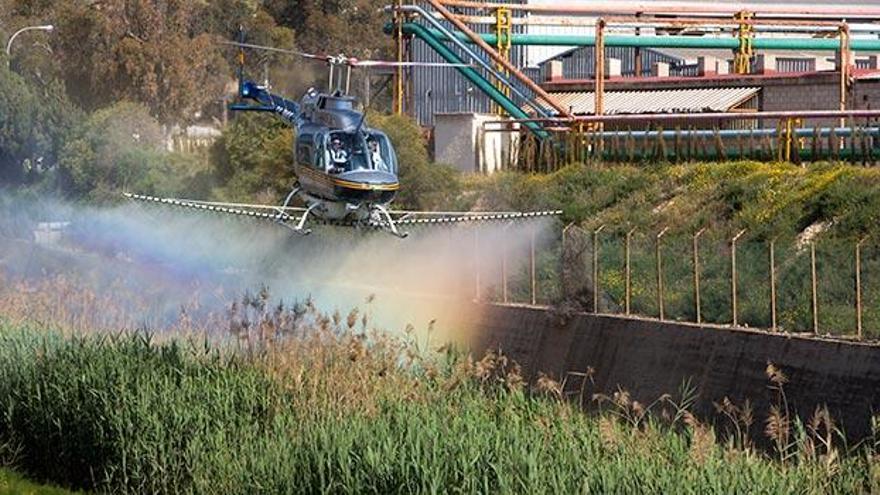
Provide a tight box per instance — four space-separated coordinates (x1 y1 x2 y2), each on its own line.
6 24 54 67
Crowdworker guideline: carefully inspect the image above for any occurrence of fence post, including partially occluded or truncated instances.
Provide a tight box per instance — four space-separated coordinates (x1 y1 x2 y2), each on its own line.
474 228 481 302
560 222 575 303
811 241 819 334
856 237 866 339
593 225 605 313
530 228 537 305
501 241 509 304
693 228 706 324
656 227 669 320
731 229 747 327
770 238 777 332
625 228 635 315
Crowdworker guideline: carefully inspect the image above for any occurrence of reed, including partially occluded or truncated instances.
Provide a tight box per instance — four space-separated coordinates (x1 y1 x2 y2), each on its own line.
0 295 877 493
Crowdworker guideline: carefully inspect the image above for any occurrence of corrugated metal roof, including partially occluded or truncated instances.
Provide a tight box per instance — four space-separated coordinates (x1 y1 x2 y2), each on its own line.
546 87 760 115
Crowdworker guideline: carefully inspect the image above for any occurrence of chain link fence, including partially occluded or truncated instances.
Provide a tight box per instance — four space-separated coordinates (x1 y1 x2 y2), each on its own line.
476 223 880 340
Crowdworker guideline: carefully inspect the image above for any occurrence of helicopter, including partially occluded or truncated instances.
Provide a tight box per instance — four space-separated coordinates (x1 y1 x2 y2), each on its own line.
126 34 561 238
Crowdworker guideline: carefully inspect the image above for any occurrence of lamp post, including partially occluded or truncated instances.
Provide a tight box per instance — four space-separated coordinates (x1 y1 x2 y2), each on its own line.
6 24 54 68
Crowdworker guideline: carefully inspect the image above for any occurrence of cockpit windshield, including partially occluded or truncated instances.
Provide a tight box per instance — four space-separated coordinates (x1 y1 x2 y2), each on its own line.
326 131 368 173
323 130 397 175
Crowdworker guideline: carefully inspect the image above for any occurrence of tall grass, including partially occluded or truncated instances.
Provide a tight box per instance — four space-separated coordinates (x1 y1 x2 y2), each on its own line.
0 305 878 493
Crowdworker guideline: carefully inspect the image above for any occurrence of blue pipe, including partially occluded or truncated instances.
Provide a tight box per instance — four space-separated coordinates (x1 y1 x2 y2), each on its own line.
391 8 551 120
594 127 880 139
401 23 547 137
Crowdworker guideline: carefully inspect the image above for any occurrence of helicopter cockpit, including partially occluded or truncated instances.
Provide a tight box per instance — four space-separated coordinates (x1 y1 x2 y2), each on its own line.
321 130 397 175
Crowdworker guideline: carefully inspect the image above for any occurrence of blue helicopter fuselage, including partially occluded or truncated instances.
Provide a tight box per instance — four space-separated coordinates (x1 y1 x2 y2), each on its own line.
231 80 400 221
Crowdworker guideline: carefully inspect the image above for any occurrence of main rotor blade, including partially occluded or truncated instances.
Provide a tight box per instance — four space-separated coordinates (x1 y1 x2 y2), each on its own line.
220 40 329 61
222 41 473 68
351 60 475 68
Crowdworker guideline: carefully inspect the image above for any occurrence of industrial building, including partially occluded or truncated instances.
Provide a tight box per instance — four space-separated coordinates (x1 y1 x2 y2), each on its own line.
392 1 880 171
540 53 880 128
407 0 529 126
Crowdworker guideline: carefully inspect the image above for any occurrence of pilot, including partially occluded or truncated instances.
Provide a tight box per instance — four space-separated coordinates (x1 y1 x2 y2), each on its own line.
368 139 387 171
329 138 348 173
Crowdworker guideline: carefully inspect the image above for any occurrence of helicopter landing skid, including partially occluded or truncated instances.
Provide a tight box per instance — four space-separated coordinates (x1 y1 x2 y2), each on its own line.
273 188 314 235
371 204 409 239
278 187 300 211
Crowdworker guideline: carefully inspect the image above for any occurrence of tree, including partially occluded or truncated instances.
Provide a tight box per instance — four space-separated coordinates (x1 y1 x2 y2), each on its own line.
263 0 393 103
370 113 461 210
5 0 294 125
265 0 391 57
53 1 227 124
0 66 80 185
0 68 39 184
59 101 166 199
195 0 296 95
210 112 295 202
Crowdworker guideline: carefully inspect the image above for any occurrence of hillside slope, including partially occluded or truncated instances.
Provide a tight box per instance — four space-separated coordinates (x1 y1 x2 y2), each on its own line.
465 161 880 336
469 161 880 240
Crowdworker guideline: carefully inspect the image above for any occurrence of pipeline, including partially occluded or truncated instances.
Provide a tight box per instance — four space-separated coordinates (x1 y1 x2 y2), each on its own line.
505 125 880 169
406 24 880 51
435 0 880 20
392 22 546 137
448 14 876 32
615 127 879 140
485 109 880 125
484 126 880 139
421 0 572 119
390 5 552 121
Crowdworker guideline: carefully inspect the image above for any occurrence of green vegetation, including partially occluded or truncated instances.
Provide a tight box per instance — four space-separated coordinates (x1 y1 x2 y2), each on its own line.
370 114 462 210
209 113 295 202
0 468 80 494
462 161 880 336
0 64 80 186
0 315 878 493
467 161 880 238
59 102 214 201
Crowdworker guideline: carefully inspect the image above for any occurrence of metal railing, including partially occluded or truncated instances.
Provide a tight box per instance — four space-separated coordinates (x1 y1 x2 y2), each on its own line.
480 123 880 171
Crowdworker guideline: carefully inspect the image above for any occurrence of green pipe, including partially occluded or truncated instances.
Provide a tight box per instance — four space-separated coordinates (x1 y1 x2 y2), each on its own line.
596 146 878 162
406 24 880 51
401 23 547 138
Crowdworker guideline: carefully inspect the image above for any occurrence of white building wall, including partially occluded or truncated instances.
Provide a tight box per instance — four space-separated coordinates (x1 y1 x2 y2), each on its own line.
434 114 519 174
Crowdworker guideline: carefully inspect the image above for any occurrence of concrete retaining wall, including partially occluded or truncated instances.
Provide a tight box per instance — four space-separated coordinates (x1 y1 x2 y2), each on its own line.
469 304 880 440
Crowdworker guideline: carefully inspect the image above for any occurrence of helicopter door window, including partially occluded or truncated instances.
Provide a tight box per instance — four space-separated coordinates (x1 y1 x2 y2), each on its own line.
314 133 328 171
296 141 311 165
367 138 386 172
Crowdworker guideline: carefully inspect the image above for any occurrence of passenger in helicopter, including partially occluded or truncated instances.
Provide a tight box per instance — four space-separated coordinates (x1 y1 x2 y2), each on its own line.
368 138 387 171
328 138 348 174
